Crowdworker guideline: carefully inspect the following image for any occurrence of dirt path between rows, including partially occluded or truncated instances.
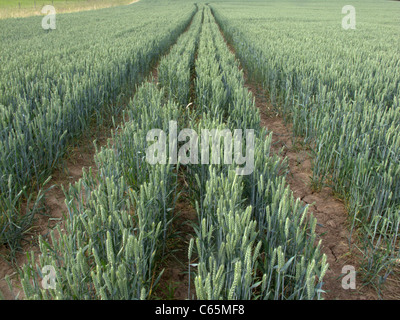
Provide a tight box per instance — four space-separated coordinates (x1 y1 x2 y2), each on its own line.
152 183 197 300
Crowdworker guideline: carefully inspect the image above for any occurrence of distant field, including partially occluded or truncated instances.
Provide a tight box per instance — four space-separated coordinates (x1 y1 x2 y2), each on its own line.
0 0 134 18
1 0 81 9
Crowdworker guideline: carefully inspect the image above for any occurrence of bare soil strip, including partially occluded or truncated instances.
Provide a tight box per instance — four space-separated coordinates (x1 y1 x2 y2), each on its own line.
246 82 379 300
0 11 196 300
151 13 200 300
213 20 382 300
152 180 197 300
